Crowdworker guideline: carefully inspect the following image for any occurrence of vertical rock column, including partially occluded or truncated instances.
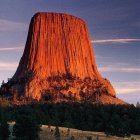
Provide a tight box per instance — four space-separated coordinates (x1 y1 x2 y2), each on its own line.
12 12 115 100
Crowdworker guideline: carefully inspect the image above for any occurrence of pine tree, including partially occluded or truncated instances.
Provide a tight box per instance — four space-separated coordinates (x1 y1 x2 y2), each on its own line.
0 121 10 140
0 105 10 140
54 126 60 140
67 128 70 137
1 80 4 85
86 136 92 140
13 115 41 140
0 106 2 121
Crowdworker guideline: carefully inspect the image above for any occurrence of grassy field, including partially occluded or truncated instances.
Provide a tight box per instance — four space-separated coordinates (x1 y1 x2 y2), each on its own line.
40 125 140 140
8 122 140 140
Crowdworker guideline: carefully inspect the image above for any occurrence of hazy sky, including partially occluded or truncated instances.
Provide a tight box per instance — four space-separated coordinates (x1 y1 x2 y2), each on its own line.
0 0 140 104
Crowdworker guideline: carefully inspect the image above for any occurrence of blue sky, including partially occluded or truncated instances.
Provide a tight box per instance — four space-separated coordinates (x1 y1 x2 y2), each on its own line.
0 0 140 104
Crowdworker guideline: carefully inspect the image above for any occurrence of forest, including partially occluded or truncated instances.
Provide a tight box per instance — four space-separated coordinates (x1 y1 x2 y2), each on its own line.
1 102 140 138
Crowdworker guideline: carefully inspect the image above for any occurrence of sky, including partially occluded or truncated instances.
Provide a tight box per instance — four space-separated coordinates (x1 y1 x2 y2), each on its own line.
0 0 140 104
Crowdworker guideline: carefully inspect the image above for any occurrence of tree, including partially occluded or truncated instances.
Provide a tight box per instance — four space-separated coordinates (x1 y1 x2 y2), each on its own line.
86 136 92 140
1 80 5 85
0 121 10 140
136 102 140 108
0 106 2 121
69 136 75 140
131 138 136 140
54 126 60 140
13 115 41 140
67 128 70 137
0 105 10 140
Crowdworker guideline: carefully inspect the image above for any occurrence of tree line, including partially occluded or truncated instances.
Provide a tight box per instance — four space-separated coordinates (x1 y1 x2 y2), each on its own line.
0 102 140 138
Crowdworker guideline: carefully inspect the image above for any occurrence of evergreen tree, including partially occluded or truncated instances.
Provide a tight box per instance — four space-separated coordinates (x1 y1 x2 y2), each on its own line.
0 106 2 121
13 115 41 140
0 105 10 140
86 136 92 140
69 136 75 140
54 126 60 140
67 128 70 137
1 80 4 85
0 121 10 140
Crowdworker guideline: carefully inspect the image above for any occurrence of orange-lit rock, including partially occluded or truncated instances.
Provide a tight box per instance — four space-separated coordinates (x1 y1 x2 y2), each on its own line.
11 12 117 102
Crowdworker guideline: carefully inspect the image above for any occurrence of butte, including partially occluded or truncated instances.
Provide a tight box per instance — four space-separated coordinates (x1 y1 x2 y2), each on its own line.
1 12 126 104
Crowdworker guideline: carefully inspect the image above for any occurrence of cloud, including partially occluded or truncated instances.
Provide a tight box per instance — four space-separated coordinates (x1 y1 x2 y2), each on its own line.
98 63 140 94
99 65 140 73
114 81 140 94
0 43 24 52
0 47 23 51
91 38 140 44
0 62 18 71
0 19 27 32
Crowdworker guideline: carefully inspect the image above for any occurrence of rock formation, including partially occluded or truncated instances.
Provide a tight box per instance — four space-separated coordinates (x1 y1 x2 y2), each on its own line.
1 12 126 104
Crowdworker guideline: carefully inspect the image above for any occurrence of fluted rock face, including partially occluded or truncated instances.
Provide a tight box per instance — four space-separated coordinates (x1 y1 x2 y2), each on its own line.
12 12 116 101
14 13 99 79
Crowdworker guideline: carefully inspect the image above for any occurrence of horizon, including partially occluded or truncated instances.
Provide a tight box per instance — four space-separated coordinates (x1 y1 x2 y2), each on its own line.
0 0 140 105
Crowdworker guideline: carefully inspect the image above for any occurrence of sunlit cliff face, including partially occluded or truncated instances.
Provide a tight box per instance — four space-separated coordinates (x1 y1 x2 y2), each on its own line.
14 12 100 79
10 12 116 101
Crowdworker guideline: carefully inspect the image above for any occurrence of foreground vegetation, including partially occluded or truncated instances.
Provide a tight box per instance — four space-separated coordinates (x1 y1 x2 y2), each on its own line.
0 103 140 139
8 123 140 140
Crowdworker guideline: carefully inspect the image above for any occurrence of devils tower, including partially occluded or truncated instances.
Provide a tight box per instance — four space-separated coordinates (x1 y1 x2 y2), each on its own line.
2 12 126 104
